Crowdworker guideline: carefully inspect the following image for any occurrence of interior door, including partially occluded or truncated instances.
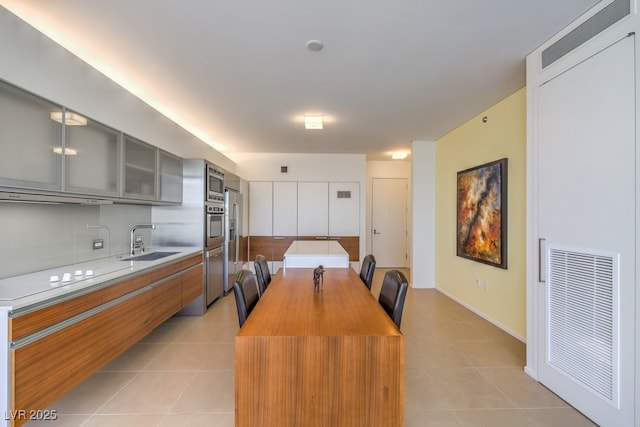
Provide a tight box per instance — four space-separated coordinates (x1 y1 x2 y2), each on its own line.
371 178 407 267
537 35 635 425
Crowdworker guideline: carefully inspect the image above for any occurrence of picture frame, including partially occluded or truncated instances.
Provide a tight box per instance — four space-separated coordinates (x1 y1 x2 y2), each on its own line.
456 158 507 269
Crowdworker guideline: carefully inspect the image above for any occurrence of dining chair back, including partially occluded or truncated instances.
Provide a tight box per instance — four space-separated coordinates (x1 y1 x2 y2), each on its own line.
378 270 409 328
233 269 260 328
359 254 376 290
254 254 272 295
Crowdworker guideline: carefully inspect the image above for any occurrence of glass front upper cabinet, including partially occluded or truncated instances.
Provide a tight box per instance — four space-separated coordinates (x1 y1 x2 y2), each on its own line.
158 149 182 203
65 112 121 197
123 135 157 200
0 81 63 191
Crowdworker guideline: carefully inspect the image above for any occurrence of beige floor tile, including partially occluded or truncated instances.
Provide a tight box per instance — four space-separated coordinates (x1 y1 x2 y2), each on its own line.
139 320 191 343
200 342 235 371
175 321 238 343
81 414 165 427
100 342 168 371
478 367 570 408
48 371 137 414
144 343 209 371
453 340 524 367
98 372 196 414
405 367 515 411
405 410 460 427
522 408 598 426
170 371 235 413
453 408 531 426
404 341 473 369
24 414 90 427
160 413 234 427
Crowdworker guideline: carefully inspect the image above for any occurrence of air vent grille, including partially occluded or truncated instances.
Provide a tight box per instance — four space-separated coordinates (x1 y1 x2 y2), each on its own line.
337 191 351 199
547 247 618 405
542 0 630 68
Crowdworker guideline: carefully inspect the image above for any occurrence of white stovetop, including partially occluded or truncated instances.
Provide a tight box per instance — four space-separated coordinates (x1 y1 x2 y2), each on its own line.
0 246 201 311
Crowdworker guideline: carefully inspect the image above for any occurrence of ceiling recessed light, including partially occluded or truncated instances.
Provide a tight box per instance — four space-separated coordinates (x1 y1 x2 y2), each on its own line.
306 40 324 52
392 151 409 160
304 115 324 130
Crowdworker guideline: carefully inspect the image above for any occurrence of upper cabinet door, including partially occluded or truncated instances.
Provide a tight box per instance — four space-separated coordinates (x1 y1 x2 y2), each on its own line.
158 150 183 203
273 182 297 236
123 135 157 200
297 182 329 236
65 114 120 197
249 181 273 236
0 81 62 191
329 182 359 236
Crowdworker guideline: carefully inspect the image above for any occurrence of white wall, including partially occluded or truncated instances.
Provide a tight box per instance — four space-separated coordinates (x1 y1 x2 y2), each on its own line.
410 141 436 288
0 7 233 171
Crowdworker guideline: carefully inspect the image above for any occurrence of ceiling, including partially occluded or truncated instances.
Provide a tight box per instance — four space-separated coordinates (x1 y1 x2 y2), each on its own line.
1 0 599 161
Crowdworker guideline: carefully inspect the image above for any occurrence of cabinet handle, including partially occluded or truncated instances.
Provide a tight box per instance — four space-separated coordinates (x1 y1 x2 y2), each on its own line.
315 236 328 240
538 238 546 283
273 236 285 240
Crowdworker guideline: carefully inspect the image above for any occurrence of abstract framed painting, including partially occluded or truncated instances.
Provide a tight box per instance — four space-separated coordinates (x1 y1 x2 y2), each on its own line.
456 158 508 269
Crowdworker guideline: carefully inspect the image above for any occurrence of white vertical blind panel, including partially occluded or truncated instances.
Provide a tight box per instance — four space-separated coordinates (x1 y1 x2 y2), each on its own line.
547 246 618 405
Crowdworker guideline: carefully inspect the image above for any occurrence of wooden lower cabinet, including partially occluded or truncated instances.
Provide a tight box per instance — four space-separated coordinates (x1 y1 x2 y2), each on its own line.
12 291 154 426
8 257 203 427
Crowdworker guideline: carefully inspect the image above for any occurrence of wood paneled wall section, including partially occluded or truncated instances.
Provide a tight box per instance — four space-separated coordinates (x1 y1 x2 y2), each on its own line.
248 236 359 262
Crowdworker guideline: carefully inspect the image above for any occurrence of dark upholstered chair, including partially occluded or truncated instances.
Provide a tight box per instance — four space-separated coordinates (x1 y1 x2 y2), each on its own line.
378 270 409 329
254 254 272 295
359 254 376 290
232 269 260 328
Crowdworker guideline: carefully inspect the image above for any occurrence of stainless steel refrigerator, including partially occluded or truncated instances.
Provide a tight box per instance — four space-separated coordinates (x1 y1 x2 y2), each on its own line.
223 185 243 295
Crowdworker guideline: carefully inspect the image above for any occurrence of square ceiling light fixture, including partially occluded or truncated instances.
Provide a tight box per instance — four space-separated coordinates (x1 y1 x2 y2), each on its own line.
50 111 88 126
304 115 324 130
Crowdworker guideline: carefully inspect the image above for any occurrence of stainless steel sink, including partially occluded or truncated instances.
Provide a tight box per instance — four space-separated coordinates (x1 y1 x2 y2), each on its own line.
121 251 180 261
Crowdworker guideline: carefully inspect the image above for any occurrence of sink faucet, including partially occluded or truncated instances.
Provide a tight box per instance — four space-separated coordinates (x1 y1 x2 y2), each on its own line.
130 224 156 256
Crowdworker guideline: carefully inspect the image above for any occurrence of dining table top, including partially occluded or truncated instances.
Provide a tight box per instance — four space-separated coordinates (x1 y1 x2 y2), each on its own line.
236 267 402 338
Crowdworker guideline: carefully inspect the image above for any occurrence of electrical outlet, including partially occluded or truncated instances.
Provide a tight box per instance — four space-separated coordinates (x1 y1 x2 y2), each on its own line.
483 280 489 290
92 239 104 250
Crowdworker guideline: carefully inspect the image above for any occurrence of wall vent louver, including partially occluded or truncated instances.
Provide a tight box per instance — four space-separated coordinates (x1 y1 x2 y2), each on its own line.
542 0 630 68
337 191 351 199
547 246 619 407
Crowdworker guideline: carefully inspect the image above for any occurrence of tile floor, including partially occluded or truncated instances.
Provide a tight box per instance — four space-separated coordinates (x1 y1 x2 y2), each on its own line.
26 269 596 426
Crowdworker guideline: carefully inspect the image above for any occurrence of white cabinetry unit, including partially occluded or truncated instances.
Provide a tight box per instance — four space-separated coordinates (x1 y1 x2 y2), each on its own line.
329 182 359 236
65 116 120 197
249 181 273 236
123 135 157 200
0 81 62 192
297 182 329 236
273 182 297 236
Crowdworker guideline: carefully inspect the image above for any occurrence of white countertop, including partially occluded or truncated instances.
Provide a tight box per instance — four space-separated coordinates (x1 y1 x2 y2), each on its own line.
0 247 202 312
283 240 349 268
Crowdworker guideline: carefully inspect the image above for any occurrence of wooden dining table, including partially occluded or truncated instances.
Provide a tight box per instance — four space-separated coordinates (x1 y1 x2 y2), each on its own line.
235 267 404 427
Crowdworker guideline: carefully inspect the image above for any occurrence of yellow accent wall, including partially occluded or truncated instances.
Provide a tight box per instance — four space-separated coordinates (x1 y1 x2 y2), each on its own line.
435 88 526 339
